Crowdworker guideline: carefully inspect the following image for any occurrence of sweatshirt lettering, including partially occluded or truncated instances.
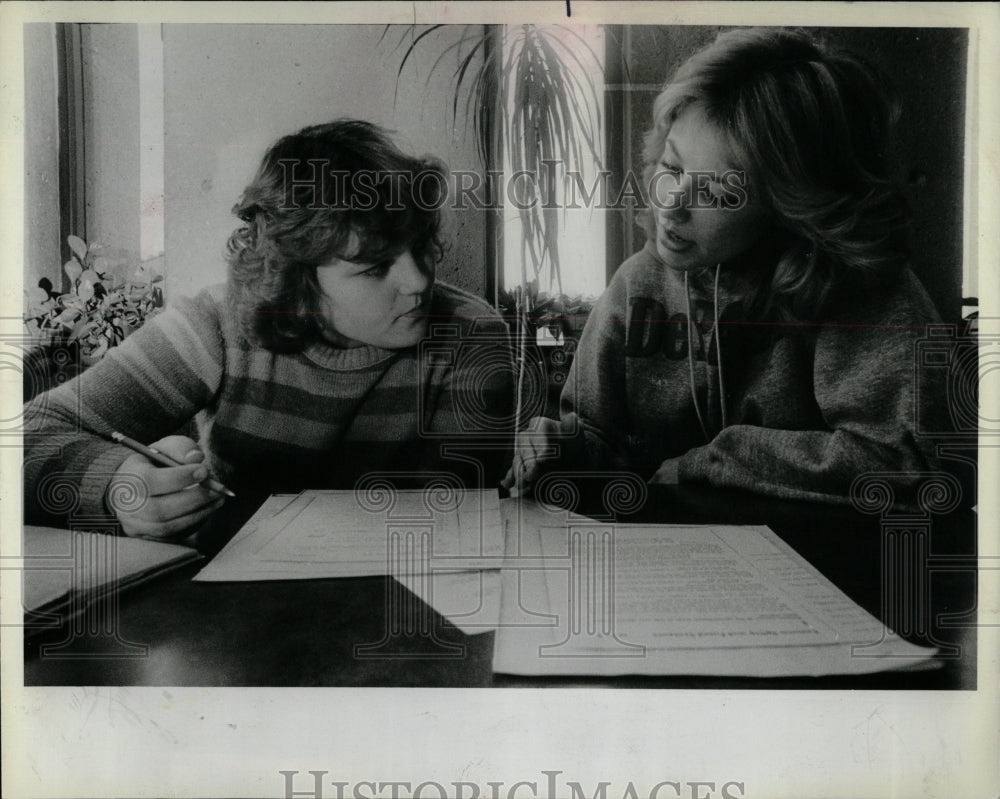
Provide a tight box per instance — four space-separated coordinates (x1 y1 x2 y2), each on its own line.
625 297 720 364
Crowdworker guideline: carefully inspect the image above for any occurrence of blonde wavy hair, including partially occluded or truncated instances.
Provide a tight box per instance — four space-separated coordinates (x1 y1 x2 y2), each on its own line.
641 28 911 321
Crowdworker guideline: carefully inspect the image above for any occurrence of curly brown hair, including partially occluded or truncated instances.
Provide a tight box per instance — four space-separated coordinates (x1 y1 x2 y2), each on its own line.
226 119 448 351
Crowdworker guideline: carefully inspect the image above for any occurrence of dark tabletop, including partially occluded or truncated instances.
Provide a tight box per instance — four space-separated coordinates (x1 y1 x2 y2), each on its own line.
24 483 978 688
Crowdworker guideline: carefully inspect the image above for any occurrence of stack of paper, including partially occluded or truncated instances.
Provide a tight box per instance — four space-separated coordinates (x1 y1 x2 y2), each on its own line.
20 525 201 631
194 489 505 634
194 489 504 581
492 501 938 677
193 492 938 676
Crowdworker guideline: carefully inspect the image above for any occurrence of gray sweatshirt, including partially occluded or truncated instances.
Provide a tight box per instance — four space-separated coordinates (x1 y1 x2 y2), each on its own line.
556 243 948 504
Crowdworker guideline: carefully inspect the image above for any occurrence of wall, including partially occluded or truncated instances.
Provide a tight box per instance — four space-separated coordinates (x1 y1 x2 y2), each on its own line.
25 24 489 303
81 24 141 266
37 24 968 318
162 24 487 300
23 23 60 293
23 24 144 290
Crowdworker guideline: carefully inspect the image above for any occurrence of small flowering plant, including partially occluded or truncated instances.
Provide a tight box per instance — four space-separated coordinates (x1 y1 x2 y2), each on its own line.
24 235 164 366
497 281 595 344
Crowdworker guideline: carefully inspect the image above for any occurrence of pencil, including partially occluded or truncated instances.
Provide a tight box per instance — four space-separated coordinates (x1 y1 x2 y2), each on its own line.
111 431 236 498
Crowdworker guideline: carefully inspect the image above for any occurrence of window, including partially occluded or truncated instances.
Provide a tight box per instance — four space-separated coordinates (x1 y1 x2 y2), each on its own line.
499 25 606 301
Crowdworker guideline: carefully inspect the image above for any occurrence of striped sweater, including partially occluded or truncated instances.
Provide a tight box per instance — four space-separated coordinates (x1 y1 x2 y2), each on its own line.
24 281 514 532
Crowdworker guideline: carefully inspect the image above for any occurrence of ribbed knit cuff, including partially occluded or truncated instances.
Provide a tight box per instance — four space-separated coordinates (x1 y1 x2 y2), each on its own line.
78 443 135 523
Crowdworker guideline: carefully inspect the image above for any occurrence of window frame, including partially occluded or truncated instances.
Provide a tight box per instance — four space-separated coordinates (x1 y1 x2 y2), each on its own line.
55 22 86 290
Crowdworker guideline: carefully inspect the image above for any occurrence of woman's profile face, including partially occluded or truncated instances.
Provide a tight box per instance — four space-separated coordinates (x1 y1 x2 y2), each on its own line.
651 105 770 273
316 246 434 349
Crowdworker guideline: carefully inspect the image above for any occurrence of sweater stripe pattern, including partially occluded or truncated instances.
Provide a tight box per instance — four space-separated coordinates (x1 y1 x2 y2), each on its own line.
24 281 514 526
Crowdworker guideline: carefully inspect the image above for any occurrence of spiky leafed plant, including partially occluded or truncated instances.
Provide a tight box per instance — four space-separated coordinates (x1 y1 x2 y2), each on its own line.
386 24 604 432
387 24 603 289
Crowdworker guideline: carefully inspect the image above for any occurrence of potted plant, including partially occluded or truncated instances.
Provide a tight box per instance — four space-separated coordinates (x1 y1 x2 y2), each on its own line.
497 282 594 344
23 235 164 399
388 23 604 425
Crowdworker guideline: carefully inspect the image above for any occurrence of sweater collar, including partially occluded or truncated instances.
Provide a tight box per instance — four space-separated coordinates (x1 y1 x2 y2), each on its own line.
300 340 400 371
297 285 452 370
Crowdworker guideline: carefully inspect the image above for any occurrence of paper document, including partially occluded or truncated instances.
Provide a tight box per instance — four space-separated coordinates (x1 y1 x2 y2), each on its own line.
493 500 938 677
195 489 504 581
396 569 501 635
19 525 201 630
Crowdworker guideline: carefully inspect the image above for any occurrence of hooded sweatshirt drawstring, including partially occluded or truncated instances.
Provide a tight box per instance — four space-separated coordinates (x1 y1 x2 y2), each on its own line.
713 263 728 430
684 263 728 443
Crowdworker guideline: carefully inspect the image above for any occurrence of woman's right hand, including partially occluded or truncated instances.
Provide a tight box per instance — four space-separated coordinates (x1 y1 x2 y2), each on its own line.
107 435 226 541
501 416 562 497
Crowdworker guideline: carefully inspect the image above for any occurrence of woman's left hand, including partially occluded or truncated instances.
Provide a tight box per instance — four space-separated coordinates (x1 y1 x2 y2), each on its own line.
649 458 681 485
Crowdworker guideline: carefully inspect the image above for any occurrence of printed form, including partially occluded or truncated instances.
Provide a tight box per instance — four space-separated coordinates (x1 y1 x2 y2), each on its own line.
194 489 504 581
194 494 938 674
492 502 938 676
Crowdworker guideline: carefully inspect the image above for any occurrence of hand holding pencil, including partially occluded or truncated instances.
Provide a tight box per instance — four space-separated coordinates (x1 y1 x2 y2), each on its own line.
107 433 232 541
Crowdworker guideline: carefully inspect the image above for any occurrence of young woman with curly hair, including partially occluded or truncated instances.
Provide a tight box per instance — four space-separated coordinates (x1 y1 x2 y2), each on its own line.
25 120 513 543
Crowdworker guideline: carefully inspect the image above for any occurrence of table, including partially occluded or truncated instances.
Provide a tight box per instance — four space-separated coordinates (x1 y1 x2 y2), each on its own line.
23 484 978 688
